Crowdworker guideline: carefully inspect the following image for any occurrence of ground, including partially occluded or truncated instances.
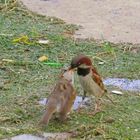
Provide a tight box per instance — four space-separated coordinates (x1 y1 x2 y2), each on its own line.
20 0 140 44
0 1 140 140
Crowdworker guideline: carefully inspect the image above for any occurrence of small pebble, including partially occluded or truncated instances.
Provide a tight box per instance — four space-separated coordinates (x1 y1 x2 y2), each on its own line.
38 40 49 44
111 90 123 95
98 61 104 65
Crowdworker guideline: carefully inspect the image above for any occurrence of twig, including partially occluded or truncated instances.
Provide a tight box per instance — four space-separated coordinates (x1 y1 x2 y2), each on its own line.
93 56 107 63
4 0 7 10
0 33 13 37
135 110 140 113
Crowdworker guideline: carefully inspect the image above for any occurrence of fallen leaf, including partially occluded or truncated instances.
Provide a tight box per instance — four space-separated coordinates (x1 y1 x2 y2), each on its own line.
38 55 48 62
38 40 49 44
2 59 14 63
111 90 123 95
98 61 104 65
12 35 32 45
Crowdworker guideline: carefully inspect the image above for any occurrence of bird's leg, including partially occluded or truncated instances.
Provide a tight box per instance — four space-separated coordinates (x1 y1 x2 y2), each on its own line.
82 90 86 100
77 90 86 112
94 99 102 113
88 98 102 116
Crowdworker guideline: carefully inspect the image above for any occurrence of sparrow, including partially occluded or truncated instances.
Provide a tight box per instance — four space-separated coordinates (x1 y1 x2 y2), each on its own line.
69 54 106 115
40 68 76 125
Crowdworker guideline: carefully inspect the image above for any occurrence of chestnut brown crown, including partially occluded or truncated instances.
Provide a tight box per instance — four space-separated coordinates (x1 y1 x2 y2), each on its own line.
70 54 92 69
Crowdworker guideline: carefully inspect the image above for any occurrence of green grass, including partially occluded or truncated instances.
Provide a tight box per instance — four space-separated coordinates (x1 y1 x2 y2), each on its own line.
0 2 140 139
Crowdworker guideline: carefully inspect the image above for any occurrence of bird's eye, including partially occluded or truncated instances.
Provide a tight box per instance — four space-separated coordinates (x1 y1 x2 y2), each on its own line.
61 68 67 73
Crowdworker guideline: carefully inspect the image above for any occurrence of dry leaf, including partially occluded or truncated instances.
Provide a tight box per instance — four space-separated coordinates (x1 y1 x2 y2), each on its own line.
2 59 14 63
12 35 31 45
38 40 49 44
98 61 104 65
38 56 48 62
111 90 123 95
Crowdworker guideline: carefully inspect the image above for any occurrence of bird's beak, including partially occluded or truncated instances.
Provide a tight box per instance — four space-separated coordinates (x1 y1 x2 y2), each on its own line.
69 63 78 71
68 66 77 71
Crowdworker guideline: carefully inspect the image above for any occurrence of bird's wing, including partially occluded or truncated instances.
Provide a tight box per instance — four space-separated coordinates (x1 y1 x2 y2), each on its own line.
92 66 105 90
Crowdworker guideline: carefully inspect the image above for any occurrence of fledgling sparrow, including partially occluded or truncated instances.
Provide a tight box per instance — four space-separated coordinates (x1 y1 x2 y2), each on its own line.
39 68 76 125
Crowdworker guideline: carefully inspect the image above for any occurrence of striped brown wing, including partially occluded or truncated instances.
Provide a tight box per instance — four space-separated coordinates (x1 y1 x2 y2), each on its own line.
92 66 105 91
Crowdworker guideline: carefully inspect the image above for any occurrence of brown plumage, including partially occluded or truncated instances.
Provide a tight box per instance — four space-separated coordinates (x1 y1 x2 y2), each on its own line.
70 54 106 114
70 54 106 97
91 66 105 92
40 69 76 125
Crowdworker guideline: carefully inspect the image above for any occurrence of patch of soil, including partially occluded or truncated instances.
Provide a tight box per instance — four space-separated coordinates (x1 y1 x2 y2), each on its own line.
20 0 140 44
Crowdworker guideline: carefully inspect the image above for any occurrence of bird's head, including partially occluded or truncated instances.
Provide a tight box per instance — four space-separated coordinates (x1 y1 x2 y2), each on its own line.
70 54 92 69
60 67 74 85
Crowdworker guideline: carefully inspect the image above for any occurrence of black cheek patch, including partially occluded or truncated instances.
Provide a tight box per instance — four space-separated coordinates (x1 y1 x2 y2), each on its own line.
77 68 90 76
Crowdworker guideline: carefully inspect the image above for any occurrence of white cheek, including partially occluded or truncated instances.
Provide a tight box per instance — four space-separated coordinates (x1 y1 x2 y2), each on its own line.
79 64 91 68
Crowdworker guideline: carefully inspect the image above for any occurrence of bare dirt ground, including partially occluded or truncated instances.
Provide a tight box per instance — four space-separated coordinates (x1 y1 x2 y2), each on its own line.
20 0 140 44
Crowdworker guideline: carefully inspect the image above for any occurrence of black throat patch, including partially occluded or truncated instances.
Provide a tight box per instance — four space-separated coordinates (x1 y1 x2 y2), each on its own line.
77 67 90 76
